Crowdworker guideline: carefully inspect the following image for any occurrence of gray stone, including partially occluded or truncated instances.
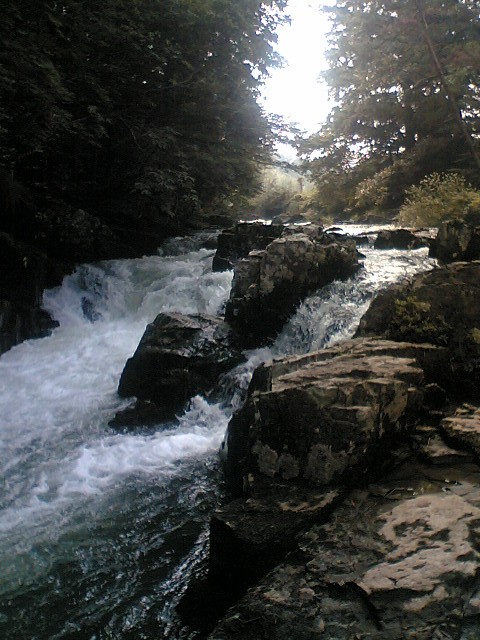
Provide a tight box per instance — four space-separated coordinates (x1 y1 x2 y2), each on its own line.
208 457 480 640
223 338 445 494
225 230 360 344
355 261 480 395
117 312 243 418
212 222 285 272
431 220 480 263
374 228 429 250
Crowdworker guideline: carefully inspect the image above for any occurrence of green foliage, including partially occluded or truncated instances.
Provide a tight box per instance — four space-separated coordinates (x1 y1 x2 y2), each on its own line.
0 0 289 255
300 0 480 219
354 173 390 210
248 167 305 218
398 173 480 226
388 296 452 345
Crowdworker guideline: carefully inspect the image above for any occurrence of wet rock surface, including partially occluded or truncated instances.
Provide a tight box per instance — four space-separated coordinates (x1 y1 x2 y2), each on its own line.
108 399 177 429
225 228 360 345
117 312 243 419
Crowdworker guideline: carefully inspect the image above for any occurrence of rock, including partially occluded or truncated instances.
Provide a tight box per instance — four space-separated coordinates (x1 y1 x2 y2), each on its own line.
441 404 480 457
224 230 360 345
179 479 343 635
431 219 480 263
271 213 307 225
212 222 285 272
223 338 446 495
108 399 176 429
374 228 429 250
117 312 243 418
418 431 474 465
351 232 372 246
210 479 342 587
355 261 480 396
0 300 58 355
0 232 62 354
208 456 480 639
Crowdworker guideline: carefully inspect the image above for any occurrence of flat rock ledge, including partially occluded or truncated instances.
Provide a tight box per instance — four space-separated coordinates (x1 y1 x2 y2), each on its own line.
208 454 480 639
223 338 446 495
188 338 480 638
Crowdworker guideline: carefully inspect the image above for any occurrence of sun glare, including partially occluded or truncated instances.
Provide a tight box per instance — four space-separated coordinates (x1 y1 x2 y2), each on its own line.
261 0 333 139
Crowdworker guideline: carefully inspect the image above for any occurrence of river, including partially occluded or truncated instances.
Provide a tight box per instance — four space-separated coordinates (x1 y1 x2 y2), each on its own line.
0 229 436 639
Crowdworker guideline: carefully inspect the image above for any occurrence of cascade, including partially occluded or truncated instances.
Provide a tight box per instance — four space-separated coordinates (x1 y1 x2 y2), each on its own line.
0 230 436 638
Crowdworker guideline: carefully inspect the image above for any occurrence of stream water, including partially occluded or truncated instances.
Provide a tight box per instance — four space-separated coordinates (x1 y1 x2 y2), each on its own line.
0 229 436 639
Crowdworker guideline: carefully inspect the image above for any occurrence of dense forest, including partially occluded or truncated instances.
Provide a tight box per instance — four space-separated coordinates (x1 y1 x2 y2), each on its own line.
3 0 480 260
300 0 480 223
0 0 288 262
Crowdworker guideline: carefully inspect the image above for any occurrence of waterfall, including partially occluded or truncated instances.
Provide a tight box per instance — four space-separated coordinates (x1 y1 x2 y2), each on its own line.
0 230 436 639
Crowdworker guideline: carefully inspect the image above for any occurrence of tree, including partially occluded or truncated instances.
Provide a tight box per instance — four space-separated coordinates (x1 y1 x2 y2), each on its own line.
300 0 480 218
0 0 288 257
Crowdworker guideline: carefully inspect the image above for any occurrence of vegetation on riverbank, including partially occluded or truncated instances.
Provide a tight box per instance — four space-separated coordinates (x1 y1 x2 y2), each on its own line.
299 0 480 224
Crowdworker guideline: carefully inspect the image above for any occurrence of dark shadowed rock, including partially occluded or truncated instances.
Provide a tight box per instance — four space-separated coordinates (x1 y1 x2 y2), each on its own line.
0 232 62 354
212 222 285 272
109 399 177 430
117 312 243 419
431 219 480 263
225 230 360 345
374 228 429 250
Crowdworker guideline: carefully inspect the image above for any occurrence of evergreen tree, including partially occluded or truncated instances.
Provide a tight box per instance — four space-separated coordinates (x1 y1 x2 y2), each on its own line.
301 0 480 217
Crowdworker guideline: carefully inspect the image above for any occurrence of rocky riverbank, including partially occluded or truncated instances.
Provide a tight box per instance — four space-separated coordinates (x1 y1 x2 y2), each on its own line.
128 219 480 639
197 224 480 639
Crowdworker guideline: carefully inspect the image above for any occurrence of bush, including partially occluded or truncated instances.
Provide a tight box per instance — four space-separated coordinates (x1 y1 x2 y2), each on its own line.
398 172 480 227
249 167 308 219
387 296 452 345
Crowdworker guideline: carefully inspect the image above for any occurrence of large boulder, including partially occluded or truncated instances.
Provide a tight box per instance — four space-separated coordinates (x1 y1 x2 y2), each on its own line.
0 232 62 354
356 261 480 396
222 338 446 495
430 219 480 263
224 229 360 345
374 228 430 250
212 222 285 272
117 312 243 420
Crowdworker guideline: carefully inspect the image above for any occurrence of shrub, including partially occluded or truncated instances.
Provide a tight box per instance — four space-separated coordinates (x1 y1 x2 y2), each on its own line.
398 172 480 227
387 296 452 345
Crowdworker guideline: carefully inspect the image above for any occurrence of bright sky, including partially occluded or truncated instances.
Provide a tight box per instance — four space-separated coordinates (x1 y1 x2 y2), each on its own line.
261 0 334 154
